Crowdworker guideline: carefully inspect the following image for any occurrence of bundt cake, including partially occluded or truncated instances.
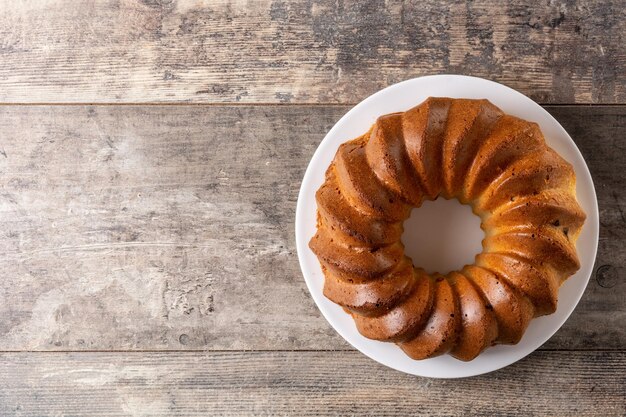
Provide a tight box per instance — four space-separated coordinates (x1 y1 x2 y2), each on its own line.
309 97 585 361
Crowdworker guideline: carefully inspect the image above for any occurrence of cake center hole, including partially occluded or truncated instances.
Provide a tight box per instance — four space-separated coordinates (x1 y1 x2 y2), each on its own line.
401 198 484 275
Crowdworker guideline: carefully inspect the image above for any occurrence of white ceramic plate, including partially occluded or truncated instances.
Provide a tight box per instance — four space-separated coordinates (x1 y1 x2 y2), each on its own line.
295 75 599 378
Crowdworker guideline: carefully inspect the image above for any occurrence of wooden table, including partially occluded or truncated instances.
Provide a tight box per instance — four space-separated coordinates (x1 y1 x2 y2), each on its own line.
0 1 624 415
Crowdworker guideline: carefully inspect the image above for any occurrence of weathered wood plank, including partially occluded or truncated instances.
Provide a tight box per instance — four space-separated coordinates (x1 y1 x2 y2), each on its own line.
0 105 623 351
0 351 623 416
0 0 624 104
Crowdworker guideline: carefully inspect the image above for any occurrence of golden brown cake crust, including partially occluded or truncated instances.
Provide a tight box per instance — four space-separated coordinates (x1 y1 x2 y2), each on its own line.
309 97 586 361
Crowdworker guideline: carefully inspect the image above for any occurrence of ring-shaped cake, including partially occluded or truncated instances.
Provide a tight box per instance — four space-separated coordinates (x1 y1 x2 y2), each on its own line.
309 97 585 361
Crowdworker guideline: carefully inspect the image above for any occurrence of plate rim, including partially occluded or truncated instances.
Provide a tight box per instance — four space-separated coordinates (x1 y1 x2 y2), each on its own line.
294 74 600 378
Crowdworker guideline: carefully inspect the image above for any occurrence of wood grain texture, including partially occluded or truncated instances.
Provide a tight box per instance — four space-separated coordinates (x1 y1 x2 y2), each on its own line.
0 0 624 104
0 351 624 416
0 105 623 351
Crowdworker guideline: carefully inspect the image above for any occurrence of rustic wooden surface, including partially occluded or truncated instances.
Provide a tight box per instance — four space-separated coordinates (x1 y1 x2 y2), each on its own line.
0 0 624 416
0 0 624 104
0 351 624 416
0 104 623 415
0 105 624 352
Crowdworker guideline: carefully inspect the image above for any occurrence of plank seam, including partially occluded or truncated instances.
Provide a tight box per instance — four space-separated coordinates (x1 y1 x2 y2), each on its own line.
0 348 622 354
0 103 624 107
